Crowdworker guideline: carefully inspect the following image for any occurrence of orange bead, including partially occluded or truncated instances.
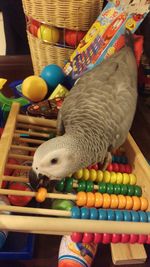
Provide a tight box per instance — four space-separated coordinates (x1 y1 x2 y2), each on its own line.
118 195 126 209
76 192 87 206
95 192 103 208
110 194 119 209
102 193 111 208
36 187 47 203
125 196 133 210
132 196 141 211
86 192 95 207
140 197 149 211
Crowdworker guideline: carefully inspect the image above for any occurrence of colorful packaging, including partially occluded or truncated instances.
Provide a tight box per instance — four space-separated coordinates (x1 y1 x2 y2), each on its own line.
64 0 150 79
58 235 97 267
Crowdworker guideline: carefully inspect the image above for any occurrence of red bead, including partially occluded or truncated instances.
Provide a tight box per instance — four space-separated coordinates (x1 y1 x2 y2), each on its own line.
121 234 130 243
112 234 121 243
102 233 112 244
119 164 126 173
146 235 150 244
107 163 113 172
112 163 119 172
129 234 139 244
138 235 147 244
94 233 103 243
125 164 132 174
71 232 83 243
82 233 94 243
87 164 99 170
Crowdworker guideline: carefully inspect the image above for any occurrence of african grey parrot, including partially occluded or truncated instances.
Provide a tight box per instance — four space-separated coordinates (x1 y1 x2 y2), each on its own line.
29 30 137 188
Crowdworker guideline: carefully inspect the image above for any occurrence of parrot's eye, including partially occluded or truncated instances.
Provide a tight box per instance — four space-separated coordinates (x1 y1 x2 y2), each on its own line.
50 158 58 165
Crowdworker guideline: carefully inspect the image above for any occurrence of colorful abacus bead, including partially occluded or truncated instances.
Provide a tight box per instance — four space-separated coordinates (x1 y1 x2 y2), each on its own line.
74 168 137 185
76 192 148 210
112 155 128 164
107 163 132 173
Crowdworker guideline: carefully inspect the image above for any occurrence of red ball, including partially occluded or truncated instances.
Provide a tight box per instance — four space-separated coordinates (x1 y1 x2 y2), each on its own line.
29 24 39 37
129 234 139 244
119 164 126 173
87 164 99 170
138 234 147 244
65 30 86 47
102 233 112 244
112 234 121 243
112 163 119 172
71 232 83 243
82 233 94 243
94 233 103 243
121 234 130 243
8 182 32 206
125 164 132 174
146 235 150 244
107 163 113 172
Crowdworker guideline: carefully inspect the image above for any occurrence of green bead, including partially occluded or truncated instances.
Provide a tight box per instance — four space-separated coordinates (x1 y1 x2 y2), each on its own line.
113 184 121 195
120 184 128 195
134 185 142 197
55 178 65 192
77 180 86 192
98 182 107 193
127 185 135 196
86 181 94 192
65 177 73 193
106 183 114 194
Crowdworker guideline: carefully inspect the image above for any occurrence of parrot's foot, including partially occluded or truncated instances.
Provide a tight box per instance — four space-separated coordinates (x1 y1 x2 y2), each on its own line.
101 152 112 171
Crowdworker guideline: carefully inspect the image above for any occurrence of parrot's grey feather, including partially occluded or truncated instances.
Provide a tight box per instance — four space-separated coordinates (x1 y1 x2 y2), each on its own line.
31 32 138 182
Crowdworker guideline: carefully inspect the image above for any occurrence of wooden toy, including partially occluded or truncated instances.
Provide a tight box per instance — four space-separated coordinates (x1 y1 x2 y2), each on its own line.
0 102 150 265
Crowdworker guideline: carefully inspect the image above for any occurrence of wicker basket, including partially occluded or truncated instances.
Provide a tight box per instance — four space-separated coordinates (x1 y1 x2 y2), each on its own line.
22 0 104 75
27 32 73 75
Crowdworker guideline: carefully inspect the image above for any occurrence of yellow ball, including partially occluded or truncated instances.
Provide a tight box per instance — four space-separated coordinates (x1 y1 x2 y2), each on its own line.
74 169 83 179
37 25 60 43
83 169 90 180
122 173 130 185
89 169 97 181
22 75 48 102
96 170 103 182
103 171 111 183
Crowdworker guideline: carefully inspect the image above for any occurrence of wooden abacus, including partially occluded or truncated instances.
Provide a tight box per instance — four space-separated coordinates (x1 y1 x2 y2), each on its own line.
0 102 150 265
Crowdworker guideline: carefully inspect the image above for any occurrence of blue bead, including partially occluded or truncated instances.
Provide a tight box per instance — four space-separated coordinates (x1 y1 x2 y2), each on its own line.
98 209 108 220
0 232 7 249
90 208 98 220
123 211 132 221
147 212 150 222
131 211 140 222
115 210 124 221
107 209 116 221
123 156 128 164
138 211 148 222
71 206 81 219
81 207 90 219
112 155 115 163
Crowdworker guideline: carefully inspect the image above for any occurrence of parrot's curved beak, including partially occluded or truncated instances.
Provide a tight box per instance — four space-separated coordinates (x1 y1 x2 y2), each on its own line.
29 169 50 190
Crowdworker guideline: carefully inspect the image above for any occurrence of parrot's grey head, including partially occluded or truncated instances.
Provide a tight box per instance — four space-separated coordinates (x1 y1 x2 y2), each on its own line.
29 134 84 189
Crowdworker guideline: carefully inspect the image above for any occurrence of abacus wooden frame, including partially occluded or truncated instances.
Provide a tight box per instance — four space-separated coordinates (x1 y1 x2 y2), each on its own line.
0 102 149 236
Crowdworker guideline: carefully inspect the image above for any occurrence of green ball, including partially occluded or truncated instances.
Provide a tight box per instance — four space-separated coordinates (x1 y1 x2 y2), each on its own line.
120 184 128 195
55 178 65 192
98 182 107 193
127 185 135 196
134 185 142 197
52 199 74 211
106 183 114 194
113 184 121 195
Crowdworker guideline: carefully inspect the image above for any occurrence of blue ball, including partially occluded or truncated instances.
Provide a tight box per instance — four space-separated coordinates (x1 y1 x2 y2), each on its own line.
40 64 65 91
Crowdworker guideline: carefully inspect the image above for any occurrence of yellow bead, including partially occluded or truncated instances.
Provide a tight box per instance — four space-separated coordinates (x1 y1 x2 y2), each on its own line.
83 168 90 180
129 174 137 185
116 172 123 184
103 171 111 183
110 172 117 184
96 170 103 182
122 173 130 184
89 169 97 181
74 169 83 179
